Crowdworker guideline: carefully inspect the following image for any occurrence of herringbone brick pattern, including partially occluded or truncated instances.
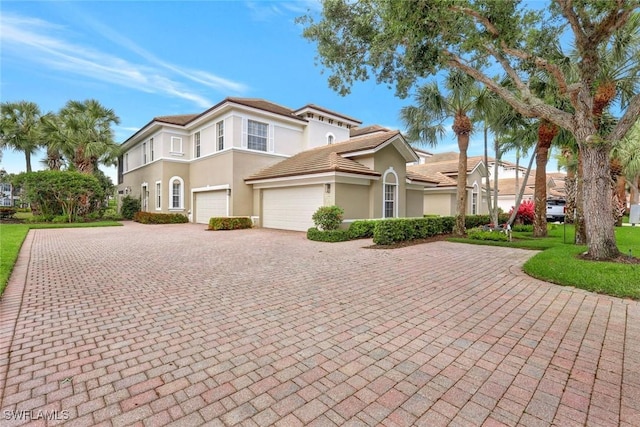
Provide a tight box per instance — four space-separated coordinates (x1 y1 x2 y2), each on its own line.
0 223 638 426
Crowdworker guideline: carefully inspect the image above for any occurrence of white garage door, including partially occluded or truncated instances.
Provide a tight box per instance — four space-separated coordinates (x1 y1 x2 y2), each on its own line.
263 185 324 231
195 191 227 224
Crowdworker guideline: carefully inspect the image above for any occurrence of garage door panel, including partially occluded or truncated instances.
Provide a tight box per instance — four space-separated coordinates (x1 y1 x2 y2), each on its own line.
263 186 324 231
195 191 227 224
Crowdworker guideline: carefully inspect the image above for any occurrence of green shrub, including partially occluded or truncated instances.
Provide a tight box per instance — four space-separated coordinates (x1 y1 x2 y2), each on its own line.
467 227 509 241
312 205 344 231
133 211 188 224
372 216 454 245
347 220 377 239
120 195 140 220
52 215 72 223
512 224 533 232
0 207 16 219
102 208 123 221
307 227 351 242
208 217 253 230
464 214 510 229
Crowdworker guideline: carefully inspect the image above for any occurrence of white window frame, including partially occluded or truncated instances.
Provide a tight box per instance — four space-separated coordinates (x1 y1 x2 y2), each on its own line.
247 120 268 152
150 138 154 162
141 183 149 212
217 120 224 151
142 142 147 165
382 167 398 218
155 181 162 210
472 183 479 215
169 176 184 210
170 137 183 155
194 131 201 158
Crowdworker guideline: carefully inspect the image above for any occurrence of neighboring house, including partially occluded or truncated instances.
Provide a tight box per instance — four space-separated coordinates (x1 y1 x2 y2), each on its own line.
407 152 489 216
118 98 437 231
0 181 13 207
493 173 566 212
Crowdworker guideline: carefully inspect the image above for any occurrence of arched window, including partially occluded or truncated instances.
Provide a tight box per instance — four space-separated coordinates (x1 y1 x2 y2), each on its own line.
382 167 398 218
327 133 335 145
472 183 479 215
169 176 184 210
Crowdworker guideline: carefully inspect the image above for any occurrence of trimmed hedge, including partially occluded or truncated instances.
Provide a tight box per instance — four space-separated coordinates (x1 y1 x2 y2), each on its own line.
0 207 16 219
347 220 377 239
373 216 455 245
133 212 188 224
307 227 350 242
312 205 344 231
208 216 253 230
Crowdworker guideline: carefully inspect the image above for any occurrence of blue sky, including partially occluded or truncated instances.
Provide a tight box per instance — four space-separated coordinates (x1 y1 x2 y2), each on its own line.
1 0 550 182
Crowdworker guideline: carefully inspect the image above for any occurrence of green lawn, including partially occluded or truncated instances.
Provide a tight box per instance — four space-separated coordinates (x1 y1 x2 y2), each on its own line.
0 221 122 296
451 225 640 299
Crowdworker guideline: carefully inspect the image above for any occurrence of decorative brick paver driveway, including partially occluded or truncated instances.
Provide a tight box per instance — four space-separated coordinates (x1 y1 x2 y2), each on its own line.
1 222 639 426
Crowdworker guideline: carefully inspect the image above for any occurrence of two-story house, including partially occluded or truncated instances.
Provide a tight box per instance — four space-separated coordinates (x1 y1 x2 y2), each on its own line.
118 98 438 231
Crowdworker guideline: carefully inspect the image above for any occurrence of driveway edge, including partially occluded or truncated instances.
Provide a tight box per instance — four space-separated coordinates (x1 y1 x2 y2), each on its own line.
0 230 34 403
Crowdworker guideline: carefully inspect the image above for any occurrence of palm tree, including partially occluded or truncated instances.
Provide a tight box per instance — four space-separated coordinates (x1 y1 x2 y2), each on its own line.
401 71 486 235
46 99 121 174
0 101 43 173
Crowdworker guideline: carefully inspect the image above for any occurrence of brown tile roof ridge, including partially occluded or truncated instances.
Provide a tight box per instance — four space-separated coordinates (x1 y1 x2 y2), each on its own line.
296 103 362 124
245 131 404 182
154 114 200 125
350 125 391 137
406 170 440 184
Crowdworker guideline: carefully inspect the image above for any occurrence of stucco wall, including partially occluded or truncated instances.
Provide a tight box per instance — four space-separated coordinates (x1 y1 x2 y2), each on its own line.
406 189 424 218
423 192 455 216
335 183 370 220
232 151 288 216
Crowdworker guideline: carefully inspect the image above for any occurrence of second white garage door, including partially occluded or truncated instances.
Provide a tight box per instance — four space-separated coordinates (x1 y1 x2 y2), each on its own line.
262 185 324 231
194 191 227 224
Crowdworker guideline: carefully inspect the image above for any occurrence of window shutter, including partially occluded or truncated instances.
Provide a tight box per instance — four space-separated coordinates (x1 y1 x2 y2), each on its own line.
269 124 274 152
241 117 248 148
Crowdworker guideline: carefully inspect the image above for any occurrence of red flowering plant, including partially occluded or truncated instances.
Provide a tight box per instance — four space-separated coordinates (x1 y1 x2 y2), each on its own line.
509 200 535 225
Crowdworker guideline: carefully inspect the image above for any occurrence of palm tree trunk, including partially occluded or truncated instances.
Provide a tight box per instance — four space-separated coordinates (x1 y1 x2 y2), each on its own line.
454 133 469 235
483 125 493 217
533 121 557 237
575 150 587 245
25 152 32 173
631 176 639 205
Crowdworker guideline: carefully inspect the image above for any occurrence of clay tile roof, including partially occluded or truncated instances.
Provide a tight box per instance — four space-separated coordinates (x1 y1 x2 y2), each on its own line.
415 152 485 175
350 125 391 138
405 170 440 184
154 114 199 125
407 163 464 186
246 130 403 181
226 97 304 121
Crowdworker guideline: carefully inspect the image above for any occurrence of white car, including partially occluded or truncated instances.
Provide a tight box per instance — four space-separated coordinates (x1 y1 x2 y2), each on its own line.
546 199 566 221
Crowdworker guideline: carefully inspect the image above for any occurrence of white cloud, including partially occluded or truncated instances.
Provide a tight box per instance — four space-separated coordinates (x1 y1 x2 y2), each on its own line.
0 12 248 109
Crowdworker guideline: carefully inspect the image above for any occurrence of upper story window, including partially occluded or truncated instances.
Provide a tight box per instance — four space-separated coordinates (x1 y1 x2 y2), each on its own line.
124 153 129 172
247 120 268 152
142 142 147 164
170 137 183 154
217 121 224 151
150 138 154 161
194 132 201 158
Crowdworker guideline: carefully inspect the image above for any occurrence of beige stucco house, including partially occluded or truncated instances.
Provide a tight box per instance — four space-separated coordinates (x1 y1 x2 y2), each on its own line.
118 98 437 231
407 152 489 216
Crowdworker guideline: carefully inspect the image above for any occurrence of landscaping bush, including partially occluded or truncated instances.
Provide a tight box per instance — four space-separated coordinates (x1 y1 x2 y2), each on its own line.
512 224 533 232
510 200 535 225
307 227 351 242
312 205 344 231
372 216 454 245
347 220 377 239
133 212 188 224
101 208 123 221
208 217 253 230
467 227 509 241
0 207 16 219
120 195 140 220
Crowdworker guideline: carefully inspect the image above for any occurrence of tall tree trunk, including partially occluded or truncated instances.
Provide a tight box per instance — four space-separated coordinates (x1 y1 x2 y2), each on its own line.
575 149 587 245
580 141 620 259
533 121 557 237
563 148 576 224
24 151 32 173
454 133 469 235
491 138 500 226
483 125 493 217
631 176 639 205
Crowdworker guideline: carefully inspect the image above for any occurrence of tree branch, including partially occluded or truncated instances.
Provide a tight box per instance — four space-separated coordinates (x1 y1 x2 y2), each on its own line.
500 45 570 95
449 5 500 36
444 51 575 132
555 0 588 49
609 93 640 142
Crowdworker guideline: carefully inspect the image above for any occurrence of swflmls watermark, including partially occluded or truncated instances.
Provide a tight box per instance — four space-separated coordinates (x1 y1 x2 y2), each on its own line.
4 410 70 421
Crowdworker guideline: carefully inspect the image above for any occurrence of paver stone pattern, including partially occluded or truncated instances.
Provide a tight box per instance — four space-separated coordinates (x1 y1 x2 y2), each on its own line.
1 223 639 427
